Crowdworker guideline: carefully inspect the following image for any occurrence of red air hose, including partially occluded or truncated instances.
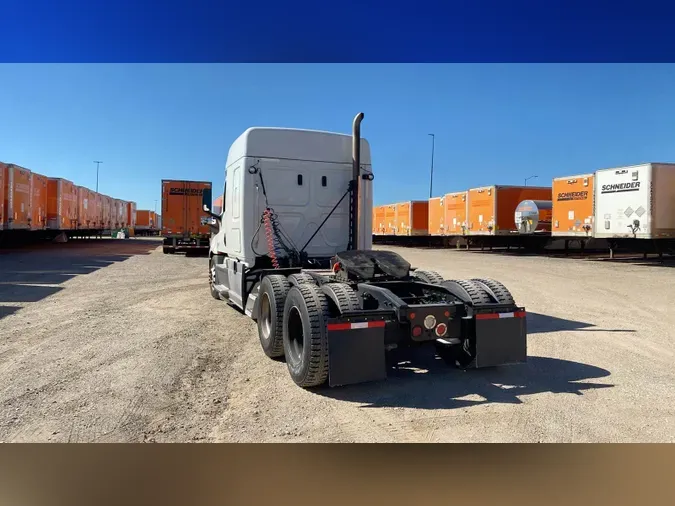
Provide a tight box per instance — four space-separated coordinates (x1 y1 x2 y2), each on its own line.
263 209 280 269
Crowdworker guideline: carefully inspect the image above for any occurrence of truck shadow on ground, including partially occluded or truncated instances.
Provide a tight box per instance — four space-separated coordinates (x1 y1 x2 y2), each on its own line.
316 351 614 410
526 312 636 334
0 239 161 319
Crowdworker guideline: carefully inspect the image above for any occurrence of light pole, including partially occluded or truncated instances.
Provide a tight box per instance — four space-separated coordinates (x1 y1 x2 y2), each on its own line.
94 161 102 192
428 133 435 198
524 175 538 186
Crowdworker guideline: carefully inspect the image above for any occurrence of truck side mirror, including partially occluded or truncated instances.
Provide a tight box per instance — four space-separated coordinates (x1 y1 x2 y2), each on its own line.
203 202 221 221
202 187 213 211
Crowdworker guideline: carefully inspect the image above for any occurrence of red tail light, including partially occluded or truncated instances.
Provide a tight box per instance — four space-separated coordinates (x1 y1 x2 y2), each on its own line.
435 323 448 337
412 325 423 337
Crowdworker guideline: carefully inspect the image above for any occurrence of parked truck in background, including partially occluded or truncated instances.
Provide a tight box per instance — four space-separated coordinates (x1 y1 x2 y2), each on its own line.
161 179 212 254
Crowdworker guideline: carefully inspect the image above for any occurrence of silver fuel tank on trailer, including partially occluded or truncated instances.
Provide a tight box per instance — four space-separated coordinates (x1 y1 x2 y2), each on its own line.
514 199 553 234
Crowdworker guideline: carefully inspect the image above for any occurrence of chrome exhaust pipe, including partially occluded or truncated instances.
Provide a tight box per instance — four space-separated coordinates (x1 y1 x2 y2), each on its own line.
351 112 364 250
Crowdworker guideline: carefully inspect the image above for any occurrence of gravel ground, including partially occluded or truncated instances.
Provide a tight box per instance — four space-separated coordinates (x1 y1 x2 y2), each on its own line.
0 238 673 443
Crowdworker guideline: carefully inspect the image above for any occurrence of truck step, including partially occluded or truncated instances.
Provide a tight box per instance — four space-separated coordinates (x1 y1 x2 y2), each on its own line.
214 285 229 301
244 289 259 318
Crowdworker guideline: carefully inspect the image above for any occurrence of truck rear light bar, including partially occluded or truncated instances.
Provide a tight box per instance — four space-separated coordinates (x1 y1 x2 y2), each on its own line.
327 320 386 331
475 310 526 320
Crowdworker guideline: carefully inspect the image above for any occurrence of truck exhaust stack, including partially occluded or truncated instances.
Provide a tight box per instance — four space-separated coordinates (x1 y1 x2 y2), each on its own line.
351 112 364 250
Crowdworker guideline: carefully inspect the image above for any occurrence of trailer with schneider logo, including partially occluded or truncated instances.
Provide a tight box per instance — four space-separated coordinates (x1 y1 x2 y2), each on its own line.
593 163 675 241
551 174 595 237
161 179 213 254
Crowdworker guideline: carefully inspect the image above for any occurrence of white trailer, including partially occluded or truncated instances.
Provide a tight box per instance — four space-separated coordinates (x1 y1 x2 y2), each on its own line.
593 163 675 240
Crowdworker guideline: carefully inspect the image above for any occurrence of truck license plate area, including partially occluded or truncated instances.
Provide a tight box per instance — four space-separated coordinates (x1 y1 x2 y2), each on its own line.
326 318 387 387
474 310 527 368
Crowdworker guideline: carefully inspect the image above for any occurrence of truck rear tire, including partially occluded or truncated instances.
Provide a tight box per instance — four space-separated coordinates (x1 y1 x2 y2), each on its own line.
470 278 515 305
288 273 316 286
322 283 360 314
441 279 492 306
258 275 291 358
282 284 331 388
413 269 444 284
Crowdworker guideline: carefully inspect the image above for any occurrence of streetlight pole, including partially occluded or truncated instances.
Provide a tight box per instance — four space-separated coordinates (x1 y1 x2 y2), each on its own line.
94 161 102 192
524 175 538 186
428 133 435 198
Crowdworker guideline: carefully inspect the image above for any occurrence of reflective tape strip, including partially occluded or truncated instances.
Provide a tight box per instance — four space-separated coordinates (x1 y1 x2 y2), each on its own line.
327 321 386 331
475 311 526 320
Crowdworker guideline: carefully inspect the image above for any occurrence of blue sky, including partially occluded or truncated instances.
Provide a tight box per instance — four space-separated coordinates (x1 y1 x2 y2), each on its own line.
2 63 675 211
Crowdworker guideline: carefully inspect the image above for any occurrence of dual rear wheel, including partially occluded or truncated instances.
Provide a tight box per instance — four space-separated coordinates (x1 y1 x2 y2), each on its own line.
412 269 516 369
256 270 517 385
257 275 335 388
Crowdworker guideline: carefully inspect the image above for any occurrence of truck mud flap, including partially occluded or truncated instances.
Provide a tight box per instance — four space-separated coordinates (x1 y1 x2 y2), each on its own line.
326 316 387 387
474 309 527 368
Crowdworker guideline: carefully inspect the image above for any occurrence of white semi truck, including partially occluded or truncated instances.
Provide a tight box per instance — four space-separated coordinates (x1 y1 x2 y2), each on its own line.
202 113 528 388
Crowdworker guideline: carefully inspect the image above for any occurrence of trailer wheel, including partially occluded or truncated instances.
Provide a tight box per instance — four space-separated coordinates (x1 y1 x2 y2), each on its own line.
470 278 515 305
258 275 291 358
441 279 492 306
282 284 331 388
413 269 444 284
322 282 360 314
288 273 316 286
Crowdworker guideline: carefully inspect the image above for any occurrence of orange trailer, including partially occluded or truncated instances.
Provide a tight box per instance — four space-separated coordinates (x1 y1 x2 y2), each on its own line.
444 191 468 235
30 171 49 230
100 195 112 229
135 209 158 235
127 201 137 229
47 178 78 230
161 179 212 253
467 185 552 235
76 186 96 229
428 197 445 235
136 209 152 229
110 199 118 228
395 200 429 236
90 192 103 229
373 205 386 234
110 199 123 228
112 199 128 228
383 203 397 234
120 200 129 228
2 163 32 230
551 174 595 237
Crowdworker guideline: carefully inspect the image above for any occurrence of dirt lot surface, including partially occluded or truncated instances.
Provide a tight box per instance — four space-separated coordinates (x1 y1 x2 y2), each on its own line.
0 239 673 443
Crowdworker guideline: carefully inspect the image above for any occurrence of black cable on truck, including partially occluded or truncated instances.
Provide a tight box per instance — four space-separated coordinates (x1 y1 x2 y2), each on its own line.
249 162 301 266
249 162 355 268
